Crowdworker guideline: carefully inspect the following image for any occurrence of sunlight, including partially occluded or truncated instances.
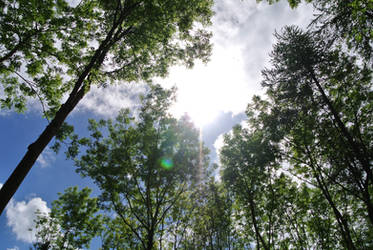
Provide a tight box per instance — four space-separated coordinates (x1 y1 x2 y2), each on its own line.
173 93 220 128
161 43 255 129
168 78 221 127
198 127 203 184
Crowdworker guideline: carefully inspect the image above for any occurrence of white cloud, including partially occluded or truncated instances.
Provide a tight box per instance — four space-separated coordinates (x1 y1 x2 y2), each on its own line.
77 82 147 118
6 197 50 243
36 147 56 168
213 133 226 182
213 133 225 163
213 118 250 162
0 109 11 116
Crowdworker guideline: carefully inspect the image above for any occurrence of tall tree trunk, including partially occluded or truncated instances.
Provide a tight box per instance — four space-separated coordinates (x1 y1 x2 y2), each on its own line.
0 86 87 215
248 196 269 250
147 226 155 250
310 71 372 184
306 147 356 250
310 71 373 226
0 15 122 214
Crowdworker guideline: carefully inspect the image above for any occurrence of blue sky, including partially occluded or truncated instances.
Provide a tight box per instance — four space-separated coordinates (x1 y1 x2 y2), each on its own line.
0 1 313 249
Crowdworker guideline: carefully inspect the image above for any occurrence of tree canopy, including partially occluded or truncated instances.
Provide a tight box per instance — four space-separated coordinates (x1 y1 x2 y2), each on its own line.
219 20 372 250
0 0 214 214
33 86 215 249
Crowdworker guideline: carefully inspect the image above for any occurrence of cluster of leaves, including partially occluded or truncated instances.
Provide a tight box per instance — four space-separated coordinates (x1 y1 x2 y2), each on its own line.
0 0 75 113
178 180 246 249
33 187 101 250
262 0 372 60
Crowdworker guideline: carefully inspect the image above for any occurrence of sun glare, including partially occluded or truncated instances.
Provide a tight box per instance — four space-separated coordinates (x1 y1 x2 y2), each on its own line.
160 44 252 129
181 103 218 128
170 84 220 128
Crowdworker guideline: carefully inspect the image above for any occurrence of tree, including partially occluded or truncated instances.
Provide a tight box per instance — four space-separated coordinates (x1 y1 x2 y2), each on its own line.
229 25 372 248
67 86 209 249
262 25 373 227
181 179 242 249
218 21 372 248
221 126 270 250
219 101 368 249
220 124 304 249
33 186 102 250
0 0 213 215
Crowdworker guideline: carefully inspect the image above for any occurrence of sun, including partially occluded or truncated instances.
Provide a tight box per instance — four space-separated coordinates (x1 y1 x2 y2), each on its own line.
181 104 218 128
160 44 250 129
170 85 219 128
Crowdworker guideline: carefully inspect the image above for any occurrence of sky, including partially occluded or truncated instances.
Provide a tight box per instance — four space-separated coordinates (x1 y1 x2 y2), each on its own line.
0 0 314 249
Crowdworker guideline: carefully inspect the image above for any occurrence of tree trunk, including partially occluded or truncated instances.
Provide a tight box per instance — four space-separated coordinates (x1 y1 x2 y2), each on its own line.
0 87 86 215
310 71 373 227
310 71 372 184
306 147 356 250
147 227 155 250
0 14 121 214
316 175 356 250
248 196 269 250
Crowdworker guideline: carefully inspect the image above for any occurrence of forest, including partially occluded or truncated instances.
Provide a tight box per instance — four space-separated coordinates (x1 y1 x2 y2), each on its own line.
0 0 372 249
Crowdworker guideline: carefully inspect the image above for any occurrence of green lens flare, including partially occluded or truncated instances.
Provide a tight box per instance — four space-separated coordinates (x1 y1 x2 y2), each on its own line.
160 158 173 170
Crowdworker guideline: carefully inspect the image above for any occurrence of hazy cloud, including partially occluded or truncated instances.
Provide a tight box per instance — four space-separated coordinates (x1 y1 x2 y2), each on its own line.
7 247 20 250
36 147 56 168
201 111 247 164
77 83 147 118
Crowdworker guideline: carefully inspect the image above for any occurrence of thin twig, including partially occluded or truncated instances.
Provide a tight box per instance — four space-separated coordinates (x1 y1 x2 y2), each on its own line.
14 71 50 122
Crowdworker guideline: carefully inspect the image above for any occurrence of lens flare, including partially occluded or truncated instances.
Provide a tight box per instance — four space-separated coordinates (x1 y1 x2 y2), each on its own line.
160 158 173 170
198 127 203 184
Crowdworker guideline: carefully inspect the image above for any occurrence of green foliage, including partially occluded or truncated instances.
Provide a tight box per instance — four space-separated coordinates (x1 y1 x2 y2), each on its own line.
0 0 214 215
220 123 311 249
0 0 79 113
311 0 373 62
0 0 213 116
180 180 246 249
263 25 372 249
35 86 244 249
220 22 372 249
219 1 373 246
65 86 211 248
260 0 372 60
23 1 373 249
33 186 102 250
